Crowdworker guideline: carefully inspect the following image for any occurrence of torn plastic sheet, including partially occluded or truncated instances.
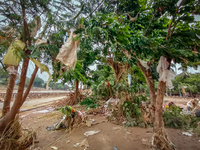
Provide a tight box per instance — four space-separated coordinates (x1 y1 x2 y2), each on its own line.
7 66 18 75
35 39 47 45
138 58 149 70
56 32 80 70
157 56 176 89
30 58 52 90
3 40 26 66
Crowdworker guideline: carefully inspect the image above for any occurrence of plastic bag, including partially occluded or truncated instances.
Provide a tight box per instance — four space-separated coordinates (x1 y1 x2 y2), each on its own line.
138 58 149 70
56 32 80 70
30 58 52 90
3 40 26 66
35 39 47 45
157 56 176 89
6 66 18 75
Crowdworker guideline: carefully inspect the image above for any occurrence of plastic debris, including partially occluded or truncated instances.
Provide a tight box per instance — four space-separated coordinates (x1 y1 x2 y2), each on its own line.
138 58 149 70
51 146 58 150
7 66 18 75
73 143 80 147
182 132 193 136
104 98 120 116
56 32 80 70
30 58 52 90
157 56 176 89
0 98 4 102
80 139 89 147
35 39 47 45
3 40 26 66
66 140 70 144
113 127 121 130
84 130 100 137
114 146 118 150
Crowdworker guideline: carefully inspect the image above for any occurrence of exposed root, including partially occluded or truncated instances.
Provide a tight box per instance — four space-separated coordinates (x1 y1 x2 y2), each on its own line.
151 128 176 150
0 117 35 150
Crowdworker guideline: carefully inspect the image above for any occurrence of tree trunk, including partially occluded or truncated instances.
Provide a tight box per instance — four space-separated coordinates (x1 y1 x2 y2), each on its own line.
75 80 79 103
153 81 175 150
0 58 29 133
137 61 156 123
2 66 18 117
21 66 38 105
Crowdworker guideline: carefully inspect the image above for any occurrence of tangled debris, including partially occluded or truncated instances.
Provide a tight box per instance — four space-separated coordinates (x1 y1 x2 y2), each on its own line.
0 117 36 150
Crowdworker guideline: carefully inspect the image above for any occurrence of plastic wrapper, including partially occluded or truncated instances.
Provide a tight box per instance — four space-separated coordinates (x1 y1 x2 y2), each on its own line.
157 56 176 89
138 58 149 70
30 58 52 90
6 66 18 75
56 32 80 70
3 40 26 66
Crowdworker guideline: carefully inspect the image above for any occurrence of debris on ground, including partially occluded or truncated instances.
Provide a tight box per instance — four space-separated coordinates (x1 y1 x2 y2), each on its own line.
79 139 89 147
103 98 120 116
114 146 118 150
182 132 193 136
84 130 101 137
0 97 4 102
73 143 80 147
51 146 58 150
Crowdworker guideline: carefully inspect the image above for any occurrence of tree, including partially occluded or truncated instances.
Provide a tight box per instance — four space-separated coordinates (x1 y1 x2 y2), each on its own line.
78 0 200 149
33 77 44 88
0 0 87 142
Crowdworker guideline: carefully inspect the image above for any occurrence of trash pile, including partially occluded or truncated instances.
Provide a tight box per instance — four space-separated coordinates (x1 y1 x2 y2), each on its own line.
102 96 151 127
163 98 200 132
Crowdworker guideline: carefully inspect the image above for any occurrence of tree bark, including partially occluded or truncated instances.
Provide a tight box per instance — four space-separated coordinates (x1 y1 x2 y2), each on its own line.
154 81 165 130
153 81 175 150
137 61 156 123
0 58 29 133
21 66 38 105
2 66 18 117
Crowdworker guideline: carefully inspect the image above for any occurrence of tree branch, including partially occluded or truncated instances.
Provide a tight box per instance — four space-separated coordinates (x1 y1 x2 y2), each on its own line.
85 0 104 19
166 0 184 40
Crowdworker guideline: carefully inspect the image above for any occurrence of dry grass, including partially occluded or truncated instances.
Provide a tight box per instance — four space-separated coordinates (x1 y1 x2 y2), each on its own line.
0 116 35 150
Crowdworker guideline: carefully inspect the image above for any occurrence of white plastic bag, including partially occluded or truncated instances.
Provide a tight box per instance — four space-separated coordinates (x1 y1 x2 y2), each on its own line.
157 56 176 89
7 66 18 75
138 58 149 70
56 32 80 70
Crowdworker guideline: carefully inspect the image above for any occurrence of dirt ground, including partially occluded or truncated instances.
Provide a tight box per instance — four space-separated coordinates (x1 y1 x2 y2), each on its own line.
20 107 200 150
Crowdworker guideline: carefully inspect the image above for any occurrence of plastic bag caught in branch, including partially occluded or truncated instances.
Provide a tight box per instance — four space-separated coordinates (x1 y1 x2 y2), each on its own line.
30 58 52 90
35 39 47 45
138 58 149 70
157 56 176 89
7 66 18 75
3 40 26 66
56 32 80 70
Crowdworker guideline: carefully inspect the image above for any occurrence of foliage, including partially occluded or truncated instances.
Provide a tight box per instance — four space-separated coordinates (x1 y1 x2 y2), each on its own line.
172 73 200 95
80 97 99 108
163 106 200 130
120 94 149 127
59 106 73 116
33 77 44 88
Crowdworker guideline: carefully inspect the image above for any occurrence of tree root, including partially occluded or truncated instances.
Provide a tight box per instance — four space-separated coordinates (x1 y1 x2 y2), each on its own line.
0 117 35 150
151 128 176 150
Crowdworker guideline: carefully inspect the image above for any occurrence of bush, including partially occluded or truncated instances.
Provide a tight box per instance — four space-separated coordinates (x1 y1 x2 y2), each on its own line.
80 97 99 108
163 106 200 131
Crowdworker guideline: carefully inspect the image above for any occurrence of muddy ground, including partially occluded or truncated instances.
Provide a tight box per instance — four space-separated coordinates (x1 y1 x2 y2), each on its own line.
20 105 200 150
